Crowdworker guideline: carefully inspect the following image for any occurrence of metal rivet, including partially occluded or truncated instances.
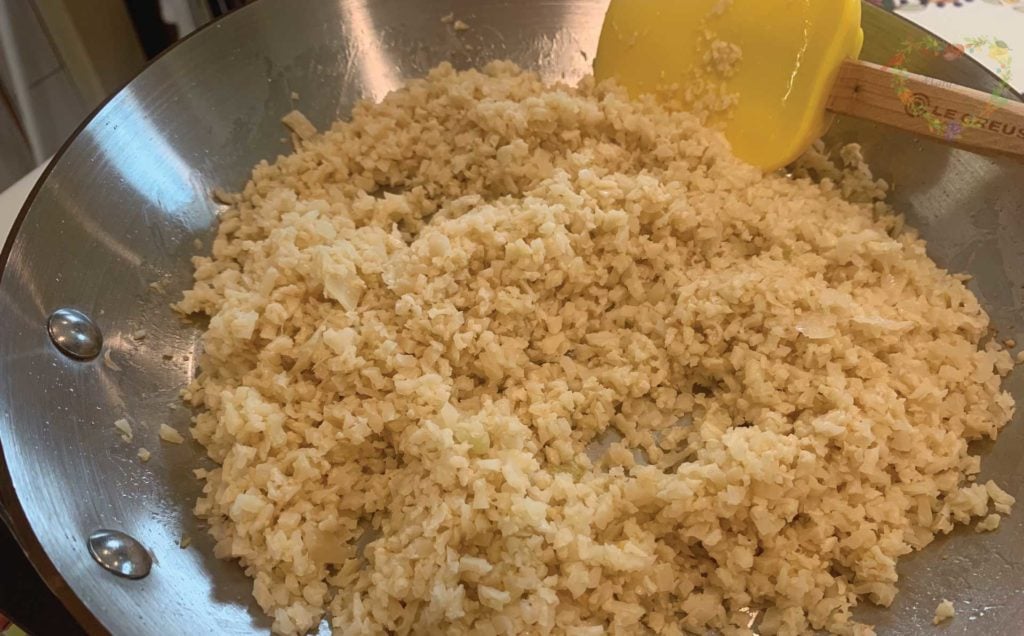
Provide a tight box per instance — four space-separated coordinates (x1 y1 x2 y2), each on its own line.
86 530 152 579
47 308 102 360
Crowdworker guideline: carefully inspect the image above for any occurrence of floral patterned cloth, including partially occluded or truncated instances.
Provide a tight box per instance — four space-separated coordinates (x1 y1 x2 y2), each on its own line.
867 0 1017 86
866 0 1023 11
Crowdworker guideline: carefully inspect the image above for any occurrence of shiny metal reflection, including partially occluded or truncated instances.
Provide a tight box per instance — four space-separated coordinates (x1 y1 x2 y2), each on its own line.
47 308 102 360
86 529 152 580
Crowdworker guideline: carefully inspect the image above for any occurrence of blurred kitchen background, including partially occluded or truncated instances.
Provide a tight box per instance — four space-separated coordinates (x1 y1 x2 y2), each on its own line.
0 0 256 192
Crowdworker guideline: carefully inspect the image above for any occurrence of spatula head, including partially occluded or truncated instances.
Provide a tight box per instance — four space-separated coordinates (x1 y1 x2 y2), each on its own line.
594 0 863 171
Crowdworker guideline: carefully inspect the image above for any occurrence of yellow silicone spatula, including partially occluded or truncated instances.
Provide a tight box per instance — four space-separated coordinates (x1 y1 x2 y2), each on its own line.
594 0 1024 171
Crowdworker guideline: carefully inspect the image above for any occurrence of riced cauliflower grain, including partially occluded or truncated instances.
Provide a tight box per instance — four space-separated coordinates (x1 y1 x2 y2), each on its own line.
976 513 1001 532
281 110 318 141
159 424 185 444
933 599 955 624
704 38 742 77
102 348 121 371
113 418 132 443
176 63 1015 636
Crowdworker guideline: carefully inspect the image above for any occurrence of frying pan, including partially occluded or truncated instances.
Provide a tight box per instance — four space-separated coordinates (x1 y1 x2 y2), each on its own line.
1 1 1023 633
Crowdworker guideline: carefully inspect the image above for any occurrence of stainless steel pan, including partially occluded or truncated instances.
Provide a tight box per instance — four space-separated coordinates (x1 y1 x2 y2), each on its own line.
1 1 1023 633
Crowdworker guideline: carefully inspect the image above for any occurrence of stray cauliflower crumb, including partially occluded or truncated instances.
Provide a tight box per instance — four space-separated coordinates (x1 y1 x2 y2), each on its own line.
703 38 742 77
159 424 185 444
113 418 132 443
976 513 1001 532
986 480 1015 514
175 62 1015 636
212 187 236 204
933 599 955 624
440 12 453 24
453 19 470 31
131 328 147 341
1004 338 1016 348
281 110 317 141
102 348 121 371
673 29 742 119
137 447 151 463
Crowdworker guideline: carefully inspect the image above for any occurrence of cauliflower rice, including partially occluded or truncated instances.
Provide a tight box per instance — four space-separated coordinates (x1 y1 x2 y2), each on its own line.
176 62 1016 635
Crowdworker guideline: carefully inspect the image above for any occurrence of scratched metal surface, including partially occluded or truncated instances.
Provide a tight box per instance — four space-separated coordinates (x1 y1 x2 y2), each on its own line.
0 1 1022 634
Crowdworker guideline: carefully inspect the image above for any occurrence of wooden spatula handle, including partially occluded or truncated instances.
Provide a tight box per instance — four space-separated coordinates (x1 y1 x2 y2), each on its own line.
828 59 1024 160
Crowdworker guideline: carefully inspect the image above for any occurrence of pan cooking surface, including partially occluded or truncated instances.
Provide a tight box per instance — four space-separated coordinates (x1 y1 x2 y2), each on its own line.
1 1 1023 633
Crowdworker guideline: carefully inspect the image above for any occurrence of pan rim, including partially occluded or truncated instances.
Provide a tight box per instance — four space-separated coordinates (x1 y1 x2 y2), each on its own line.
0 1 1021 632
